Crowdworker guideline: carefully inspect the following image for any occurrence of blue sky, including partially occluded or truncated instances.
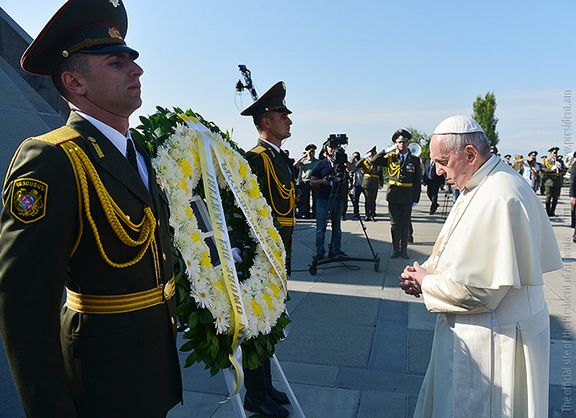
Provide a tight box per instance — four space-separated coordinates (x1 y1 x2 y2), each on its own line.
3 0 574 160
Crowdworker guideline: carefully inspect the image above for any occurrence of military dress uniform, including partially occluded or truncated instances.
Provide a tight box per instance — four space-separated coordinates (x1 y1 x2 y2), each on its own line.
541 147 567 216
371 131 421 258
245 139 296 259
240 82 294 418
0 1 181 417
358 150 383 221
0 113 182 418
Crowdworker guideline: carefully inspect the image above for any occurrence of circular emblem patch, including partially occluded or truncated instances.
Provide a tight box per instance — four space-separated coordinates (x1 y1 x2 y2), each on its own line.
10 178 48 224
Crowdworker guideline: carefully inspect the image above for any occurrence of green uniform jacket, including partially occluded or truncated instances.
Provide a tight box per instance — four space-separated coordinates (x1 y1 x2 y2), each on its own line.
541 157 567 188
371 150 422 205
245 140 295 266
357 158 383 191
0 112 182 418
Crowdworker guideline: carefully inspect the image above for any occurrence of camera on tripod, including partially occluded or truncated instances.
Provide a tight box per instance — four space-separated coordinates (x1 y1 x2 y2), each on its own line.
324 134 349 178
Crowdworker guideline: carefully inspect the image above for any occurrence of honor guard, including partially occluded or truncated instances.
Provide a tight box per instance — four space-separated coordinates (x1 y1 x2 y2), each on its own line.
0 1 182 417
370 129 422 259
357 146 383 221
541 146 567 216
241 82 293 418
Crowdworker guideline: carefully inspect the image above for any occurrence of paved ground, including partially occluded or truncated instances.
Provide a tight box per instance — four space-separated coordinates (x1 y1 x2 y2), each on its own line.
1 187 575 417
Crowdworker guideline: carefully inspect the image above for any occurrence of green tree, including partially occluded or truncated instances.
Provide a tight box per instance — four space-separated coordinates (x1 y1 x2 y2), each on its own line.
406 126 431 160
472 91 499 146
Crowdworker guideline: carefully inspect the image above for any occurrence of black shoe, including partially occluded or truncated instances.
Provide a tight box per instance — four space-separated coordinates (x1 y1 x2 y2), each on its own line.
335 251 349 259
364 216 372 222
328 251 336 259
316 253 324 261
408 234 413 244
244 393 289 418
268 386 290 405
391 250 400 259
401 249 410 259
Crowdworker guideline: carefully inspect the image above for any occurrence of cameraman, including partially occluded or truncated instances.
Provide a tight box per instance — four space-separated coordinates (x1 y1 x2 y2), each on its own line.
310 135 354 260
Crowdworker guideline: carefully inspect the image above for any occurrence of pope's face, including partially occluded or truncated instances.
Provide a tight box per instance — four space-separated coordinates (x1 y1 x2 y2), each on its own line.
81 52 143 118
430 135 476 190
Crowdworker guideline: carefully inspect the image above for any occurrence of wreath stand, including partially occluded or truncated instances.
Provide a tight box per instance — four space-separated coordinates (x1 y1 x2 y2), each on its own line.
224 354 307 418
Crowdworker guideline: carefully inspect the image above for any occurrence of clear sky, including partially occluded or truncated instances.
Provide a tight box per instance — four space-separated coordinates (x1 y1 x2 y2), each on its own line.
3 0 574 160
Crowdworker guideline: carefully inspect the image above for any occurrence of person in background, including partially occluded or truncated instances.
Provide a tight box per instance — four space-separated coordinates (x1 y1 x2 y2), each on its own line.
293 144 318 219
357 146 381 222
350 151 364 218
400 114 562 418
541 146 567 216
370 130 421 259
570 151 576 238
423 158 445 214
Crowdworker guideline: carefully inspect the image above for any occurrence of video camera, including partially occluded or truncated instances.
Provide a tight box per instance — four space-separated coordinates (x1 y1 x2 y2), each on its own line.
325 133 348 165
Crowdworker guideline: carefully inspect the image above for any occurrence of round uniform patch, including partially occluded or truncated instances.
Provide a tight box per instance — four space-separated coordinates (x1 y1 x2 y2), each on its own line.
10 178 48 224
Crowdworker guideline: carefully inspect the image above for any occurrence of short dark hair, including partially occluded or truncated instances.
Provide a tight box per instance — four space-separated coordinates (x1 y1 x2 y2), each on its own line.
51 53 90 102
253 111 275 131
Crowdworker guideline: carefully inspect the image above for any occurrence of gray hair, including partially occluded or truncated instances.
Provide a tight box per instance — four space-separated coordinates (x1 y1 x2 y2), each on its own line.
439 132 491 157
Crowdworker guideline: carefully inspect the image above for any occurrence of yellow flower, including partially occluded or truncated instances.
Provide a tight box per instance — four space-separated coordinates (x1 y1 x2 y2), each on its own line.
191 231 202 242
178 159 193 177
200 254 211 267
251 300 262 317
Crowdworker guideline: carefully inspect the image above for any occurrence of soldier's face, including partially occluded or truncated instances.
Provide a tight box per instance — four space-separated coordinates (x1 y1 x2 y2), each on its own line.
80 52 144 118
430 135 476 190
265 112 292 142
396 140 408 154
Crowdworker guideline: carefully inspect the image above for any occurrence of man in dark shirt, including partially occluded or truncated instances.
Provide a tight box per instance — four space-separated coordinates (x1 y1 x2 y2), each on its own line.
311 135 353 260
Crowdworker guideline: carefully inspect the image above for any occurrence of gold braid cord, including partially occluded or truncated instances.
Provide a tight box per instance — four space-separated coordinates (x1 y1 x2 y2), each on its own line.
261 152 295 216
60 141 156 268
388 155 401 178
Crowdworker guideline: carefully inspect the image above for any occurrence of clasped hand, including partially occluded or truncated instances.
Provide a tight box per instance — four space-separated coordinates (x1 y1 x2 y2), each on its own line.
399 261 428 298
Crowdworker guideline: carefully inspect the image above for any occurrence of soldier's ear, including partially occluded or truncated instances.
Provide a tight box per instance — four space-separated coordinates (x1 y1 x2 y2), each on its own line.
61 71 87 96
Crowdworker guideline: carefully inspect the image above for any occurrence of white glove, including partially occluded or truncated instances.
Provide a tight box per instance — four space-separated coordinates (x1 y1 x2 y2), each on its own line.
231 247 243 264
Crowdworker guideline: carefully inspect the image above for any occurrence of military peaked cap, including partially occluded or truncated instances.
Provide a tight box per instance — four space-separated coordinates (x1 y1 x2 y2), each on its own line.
21 0 138 76
548 146 559 153
367 146 376 155
305 144 317 151
240 81 291 116
392 129 411 142
528 150 538 157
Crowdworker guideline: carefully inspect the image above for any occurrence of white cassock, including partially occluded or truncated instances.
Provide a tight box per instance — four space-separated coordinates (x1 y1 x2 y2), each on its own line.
414 155 563 418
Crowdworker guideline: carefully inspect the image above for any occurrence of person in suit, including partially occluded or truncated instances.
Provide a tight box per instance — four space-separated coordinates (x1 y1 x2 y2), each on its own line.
357 146 383 221
0 1 182 417
423 158 445 214
370 129 422 259
241 81 294 418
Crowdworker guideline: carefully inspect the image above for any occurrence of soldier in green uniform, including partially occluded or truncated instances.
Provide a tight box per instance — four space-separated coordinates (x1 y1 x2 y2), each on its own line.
241 82 294 418
370 129 422 259
541 146 567 216
357 146 383 221
0 1 182 417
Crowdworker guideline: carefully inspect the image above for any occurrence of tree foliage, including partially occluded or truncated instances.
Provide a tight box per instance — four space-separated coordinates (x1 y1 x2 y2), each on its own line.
406 126 431 160
472 91 499 146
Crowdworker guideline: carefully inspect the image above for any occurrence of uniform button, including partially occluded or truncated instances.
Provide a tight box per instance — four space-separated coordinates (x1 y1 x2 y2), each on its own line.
126 215 131 221
163 253 167 261
171 317 175 325
157 220 161 227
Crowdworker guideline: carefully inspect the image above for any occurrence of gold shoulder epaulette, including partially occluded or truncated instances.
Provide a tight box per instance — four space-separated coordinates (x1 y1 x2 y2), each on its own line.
33 126 80 146
250 145 267 155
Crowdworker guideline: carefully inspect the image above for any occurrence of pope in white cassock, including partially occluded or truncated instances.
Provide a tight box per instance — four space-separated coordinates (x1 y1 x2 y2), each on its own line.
400 115 563 418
